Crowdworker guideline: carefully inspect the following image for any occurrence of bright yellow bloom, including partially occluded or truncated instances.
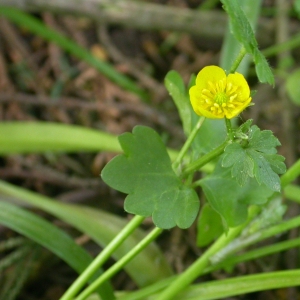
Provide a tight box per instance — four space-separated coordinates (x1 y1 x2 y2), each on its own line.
189 66 252 119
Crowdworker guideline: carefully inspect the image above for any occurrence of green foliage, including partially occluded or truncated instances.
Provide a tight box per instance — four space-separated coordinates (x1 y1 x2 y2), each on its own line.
221 0 274 85
294 0 300 18
0 201 114 299
286 68 300 105
0 180 172 287
197 204 223 247
199 161 274 228
0 122 121 154
245 197 287 235
165 71 192 135
102 126 199 229
222 121 286 192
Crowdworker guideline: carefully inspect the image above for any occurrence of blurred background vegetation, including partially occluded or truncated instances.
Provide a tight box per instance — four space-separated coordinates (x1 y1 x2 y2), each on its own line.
1 0 300 299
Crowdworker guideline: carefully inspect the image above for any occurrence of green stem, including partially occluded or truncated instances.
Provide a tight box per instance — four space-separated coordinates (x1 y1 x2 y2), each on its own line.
262 32 300 57
155 207 260 300
60 215 145 300
284 184 300 203
172 117 206 172
229 46 247 73
280 158 300 187
211 213 300 263
225 117 234 141
180 139 230 178
75 227 163 300
205 237 300 274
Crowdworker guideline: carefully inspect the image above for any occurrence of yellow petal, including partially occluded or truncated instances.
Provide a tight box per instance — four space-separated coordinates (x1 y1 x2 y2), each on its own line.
225 97 252 119
227 72 250 101
195 66 226 91
196 106 225 119
189 85 221 118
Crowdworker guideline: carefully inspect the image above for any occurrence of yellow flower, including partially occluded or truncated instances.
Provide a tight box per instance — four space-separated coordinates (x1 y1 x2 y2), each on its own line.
189 66 252 119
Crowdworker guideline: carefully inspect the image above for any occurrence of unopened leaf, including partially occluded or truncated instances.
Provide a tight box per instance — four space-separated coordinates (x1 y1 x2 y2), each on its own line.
101 126 199 229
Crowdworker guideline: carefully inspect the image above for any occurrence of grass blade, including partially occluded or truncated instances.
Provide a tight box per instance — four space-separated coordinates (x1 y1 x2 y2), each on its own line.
0 201 115 299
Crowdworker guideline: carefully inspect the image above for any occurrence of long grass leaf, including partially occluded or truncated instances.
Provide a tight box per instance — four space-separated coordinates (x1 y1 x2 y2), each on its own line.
0 201 115 300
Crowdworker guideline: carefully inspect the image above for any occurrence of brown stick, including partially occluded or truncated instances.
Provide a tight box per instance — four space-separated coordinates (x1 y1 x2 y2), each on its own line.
0 0 274 48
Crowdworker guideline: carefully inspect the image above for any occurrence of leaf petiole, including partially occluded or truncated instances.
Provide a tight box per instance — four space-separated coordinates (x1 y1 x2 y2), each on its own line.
60 215 145 300
180 138 231 178
172 116 206 173
75 227 163 300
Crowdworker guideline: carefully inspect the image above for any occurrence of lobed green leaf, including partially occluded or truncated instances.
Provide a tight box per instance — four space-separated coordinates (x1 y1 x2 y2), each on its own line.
248 125 281 154
101 126 199 229
223 124 285 192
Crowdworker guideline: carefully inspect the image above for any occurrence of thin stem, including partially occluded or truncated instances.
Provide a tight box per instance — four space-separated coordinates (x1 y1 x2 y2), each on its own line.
280 158 300 187
229 46 247 73
284 184 300 203
225 117 234 141
180 139 230 178
60 215 145 300
172 117 206 172
211 214 300 263
155 207 260 300
205 237 300 274
76 227 163 300
262 32 300 58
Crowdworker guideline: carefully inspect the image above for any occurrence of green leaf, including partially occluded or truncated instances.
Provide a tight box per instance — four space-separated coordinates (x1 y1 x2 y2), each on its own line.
222 124 285 192
253 50 275 86
220 0 262 75
286 68 300 105
245 197 286 235
192 118 227 155
294 0 300 18
0 121 179 162
222 143 254 186
102 126 199 229
247 150 281 192
197 204 223 247
176 269 300 300
248 125 280 154
221 0 257 54
165 71 192 135
199 161 273 228
0 180 172 287
264 154 286 174
0 201 114 300
0 122 121 154
221 0 274 85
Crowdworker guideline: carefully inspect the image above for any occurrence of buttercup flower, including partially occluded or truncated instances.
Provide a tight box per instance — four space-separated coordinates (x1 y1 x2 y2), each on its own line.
189 65 252 119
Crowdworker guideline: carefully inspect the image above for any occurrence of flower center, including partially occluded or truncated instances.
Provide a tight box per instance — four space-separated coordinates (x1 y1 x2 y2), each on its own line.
214 92 228 105
200 79 241 117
